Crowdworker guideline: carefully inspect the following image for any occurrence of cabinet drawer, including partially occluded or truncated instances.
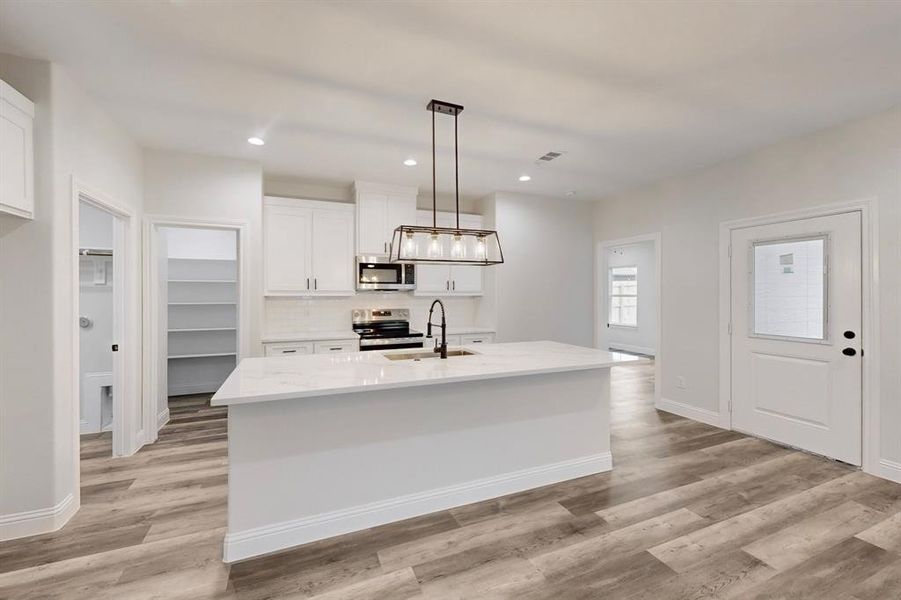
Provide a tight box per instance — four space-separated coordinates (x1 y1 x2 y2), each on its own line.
460 333 495 345
264 342 314 357
314 339 358 354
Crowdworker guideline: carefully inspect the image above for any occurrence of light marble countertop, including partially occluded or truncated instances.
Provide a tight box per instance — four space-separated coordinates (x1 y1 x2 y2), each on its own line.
260 326 496 344
212 341 641 406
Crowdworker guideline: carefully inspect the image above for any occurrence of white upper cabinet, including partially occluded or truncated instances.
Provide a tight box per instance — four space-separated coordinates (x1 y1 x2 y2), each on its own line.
413 210 484 296
264 201 313 294
0 79 35 220
264 197 354 296
354 181 416 255
311 208 354 293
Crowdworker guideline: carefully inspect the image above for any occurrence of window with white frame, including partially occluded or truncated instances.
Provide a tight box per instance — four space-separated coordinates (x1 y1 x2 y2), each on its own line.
609 266 638 327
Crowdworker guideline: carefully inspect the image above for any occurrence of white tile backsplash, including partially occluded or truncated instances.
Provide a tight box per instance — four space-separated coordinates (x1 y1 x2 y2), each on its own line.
264 295 481 335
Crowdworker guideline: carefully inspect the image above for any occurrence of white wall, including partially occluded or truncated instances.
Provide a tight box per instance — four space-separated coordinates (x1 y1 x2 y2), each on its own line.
0 54 143 538
487 192 595 347
603 240 657 356
263 175 481 213
163 227 237 260
144 149 263 355
593 104 901 472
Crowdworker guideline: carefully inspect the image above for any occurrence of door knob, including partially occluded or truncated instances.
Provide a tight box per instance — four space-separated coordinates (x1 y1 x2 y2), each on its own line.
842 348 857 357
843 330 856 339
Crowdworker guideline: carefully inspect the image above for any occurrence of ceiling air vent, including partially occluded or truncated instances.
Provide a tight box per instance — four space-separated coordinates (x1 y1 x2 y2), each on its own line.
537 151 564 162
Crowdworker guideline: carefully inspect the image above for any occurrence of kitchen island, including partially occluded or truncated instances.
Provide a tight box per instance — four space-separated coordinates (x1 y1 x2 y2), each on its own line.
211 341 638 562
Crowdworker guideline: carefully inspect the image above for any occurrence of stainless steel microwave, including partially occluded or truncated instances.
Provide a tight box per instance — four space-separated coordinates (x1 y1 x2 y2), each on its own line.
356 256 416 291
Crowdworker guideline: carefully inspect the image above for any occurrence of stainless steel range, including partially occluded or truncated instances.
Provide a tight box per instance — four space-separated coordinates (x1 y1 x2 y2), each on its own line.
352 308 424 351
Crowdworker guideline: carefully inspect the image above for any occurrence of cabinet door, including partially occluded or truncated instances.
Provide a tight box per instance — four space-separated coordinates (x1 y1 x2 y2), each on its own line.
414 210 450 294
445 335 463 347
0 90 34 219
386 193 416 253
356 192 389 254
450 264 482 294
449 215 483 295
312 208 354 293
264 204 313 294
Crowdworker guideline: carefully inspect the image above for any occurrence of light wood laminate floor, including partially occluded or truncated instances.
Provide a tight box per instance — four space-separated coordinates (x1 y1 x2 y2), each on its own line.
2 363 901 599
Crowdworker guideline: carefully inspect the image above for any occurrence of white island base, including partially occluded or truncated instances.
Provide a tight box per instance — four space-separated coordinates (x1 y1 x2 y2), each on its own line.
212 341 635 562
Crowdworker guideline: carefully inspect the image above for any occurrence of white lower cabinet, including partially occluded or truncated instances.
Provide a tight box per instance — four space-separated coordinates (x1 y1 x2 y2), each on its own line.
264 339 358 357
264 342 314 357
431 332 496 348
461 333 495 345
313 340 357 354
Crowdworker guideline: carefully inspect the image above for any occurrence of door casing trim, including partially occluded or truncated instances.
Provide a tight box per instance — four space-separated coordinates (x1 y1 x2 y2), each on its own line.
718 198 879 477
142 215 251 445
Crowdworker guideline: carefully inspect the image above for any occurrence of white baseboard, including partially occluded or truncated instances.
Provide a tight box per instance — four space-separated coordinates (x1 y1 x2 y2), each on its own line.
223 451 612 563
168 381 222 396
608 343 655 357
657 396 725 428
0 493 78 541
157 408 170 431
875 459 901 484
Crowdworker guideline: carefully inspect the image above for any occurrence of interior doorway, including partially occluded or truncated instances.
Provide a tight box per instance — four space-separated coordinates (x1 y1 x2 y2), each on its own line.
144 218 248 443
72 181 137 461
729 210 862 465
78 202 115 442
596 233 661 403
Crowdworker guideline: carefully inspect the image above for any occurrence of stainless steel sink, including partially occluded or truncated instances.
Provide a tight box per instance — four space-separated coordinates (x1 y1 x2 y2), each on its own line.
383 349 478 361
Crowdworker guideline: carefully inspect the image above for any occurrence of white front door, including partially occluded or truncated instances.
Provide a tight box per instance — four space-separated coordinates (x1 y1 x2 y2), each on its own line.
730 211 861 465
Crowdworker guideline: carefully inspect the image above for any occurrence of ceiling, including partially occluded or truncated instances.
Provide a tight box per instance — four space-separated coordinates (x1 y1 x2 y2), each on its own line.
2 1 901 200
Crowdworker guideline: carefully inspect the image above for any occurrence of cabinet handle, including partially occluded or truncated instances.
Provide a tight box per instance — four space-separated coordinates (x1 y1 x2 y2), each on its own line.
472 340 483 343
306 278 310 290
283 349 297 354
383 241 387 253
446 280 449 291
452 280 456 291
314 278 318 290
329 347 342 351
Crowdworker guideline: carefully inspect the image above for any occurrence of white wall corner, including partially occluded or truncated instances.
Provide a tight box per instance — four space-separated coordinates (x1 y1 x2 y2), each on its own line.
656 397 727 429
0 493 78 542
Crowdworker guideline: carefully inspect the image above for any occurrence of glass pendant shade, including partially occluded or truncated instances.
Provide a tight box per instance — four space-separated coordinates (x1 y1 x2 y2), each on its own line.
388 99 504 266
390 225 503 265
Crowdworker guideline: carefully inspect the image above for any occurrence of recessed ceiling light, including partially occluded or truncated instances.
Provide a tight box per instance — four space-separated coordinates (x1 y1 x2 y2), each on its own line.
403 158 417 166
518 175 531 182
565 190 577 197
247 137 265 146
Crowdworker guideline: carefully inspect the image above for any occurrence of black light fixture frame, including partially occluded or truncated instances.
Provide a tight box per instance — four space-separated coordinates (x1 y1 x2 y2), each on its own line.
389 99 504 266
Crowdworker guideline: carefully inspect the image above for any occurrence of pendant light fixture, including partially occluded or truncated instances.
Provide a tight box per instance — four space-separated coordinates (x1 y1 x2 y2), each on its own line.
389 100 503 265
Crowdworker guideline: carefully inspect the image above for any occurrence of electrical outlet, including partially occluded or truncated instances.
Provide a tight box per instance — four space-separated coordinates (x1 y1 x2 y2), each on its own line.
677 376 686 390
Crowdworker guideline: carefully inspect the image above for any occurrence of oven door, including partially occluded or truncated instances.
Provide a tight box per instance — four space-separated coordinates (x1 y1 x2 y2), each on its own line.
357 259 405 291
